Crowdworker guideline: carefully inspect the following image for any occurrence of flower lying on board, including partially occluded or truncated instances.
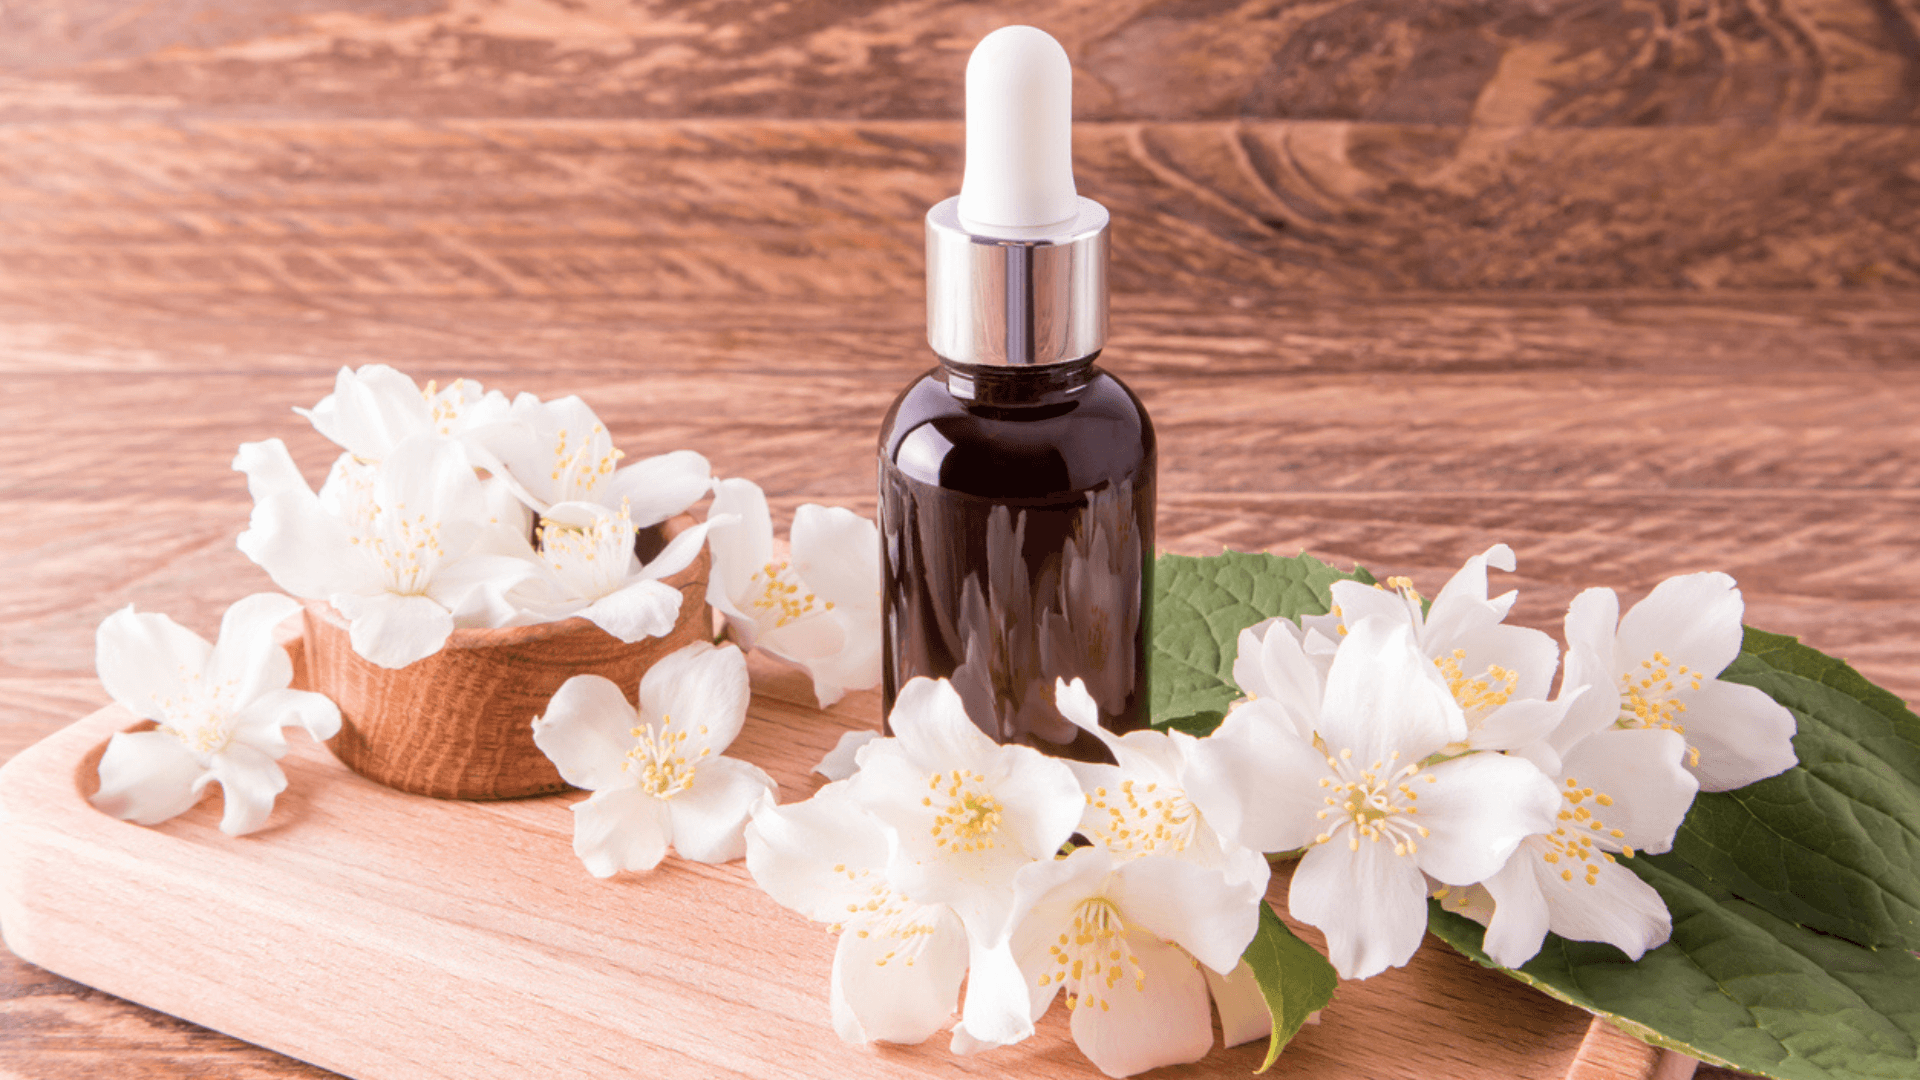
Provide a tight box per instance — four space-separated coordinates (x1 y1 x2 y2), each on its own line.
91 594 340 836
1054 677 1270 892
532 642 774 876
746 782 974 1045
1187 617 1563 979
1558 572 1798 792
990 846 1263 1078
748 677 1271 1076
707 477 882 707
842 677 1084 940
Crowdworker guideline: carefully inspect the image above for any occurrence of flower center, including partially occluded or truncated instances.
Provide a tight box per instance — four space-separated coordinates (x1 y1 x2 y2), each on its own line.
1312 747 1435 856
924 769 1003 854
547 424 623 503
1615 651 1704 766
363 505 445 594
1434 649 1517 720
747 560 832 629
622 714 708 798
150 669 239 756
327 461 447 594
1085 779 1201 857
1037 897 1149 1012
1542 776 1631 886
831 868 942 969
537 500 635 599
421 378 471 436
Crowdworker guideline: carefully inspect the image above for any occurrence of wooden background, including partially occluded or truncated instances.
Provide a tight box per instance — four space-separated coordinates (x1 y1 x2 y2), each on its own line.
2 1 1916 1077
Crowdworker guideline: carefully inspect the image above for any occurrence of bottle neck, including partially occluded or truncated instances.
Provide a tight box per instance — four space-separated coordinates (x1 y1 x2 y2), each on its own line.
939 354 1099 407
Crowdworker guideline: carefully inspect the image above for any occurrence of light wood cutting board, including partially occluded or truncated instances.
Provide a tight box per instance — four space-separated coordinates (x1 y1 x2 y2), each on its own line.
0 638 1694 1080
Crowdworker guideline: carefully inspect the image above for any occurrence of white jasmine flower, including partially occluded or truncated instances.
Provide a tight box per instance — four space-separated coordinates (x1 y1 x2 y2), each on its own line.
1558 572 1798 791
814 729 879 782
1186 618 1562 979
1054 678 1270 892
1301 545 1572 753
437 475 544 629
1449 725 1699 968
91 594 341 836
508 499 727 643
235 435 538 668
489 392 712 526
992 847 1264 1078
531 642 774 875
745 783 975 1046
706 477 881 707
844 677 1083 941
1228 615 1338 741
295 364 512 465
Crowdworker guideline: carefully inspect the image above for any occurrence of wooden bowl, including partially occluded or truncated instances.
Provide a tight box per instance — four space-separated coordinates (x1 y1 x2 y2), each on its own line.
304 514 712 800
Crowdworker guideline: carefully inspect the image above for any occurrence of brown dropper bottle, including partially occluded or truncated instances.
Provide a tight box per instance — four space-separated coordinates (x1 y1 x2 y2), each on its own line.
875 26 1156 763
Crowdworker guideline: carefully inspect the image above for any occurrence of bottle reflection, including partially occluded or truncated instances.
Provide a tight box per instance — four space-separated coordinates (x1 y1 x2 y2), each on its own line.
878 361 1154 763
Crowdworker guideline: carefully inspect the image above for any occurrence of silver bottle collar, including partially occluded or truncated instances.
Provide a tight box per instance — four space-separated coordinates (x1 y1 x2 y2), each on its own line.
925 196 1109 367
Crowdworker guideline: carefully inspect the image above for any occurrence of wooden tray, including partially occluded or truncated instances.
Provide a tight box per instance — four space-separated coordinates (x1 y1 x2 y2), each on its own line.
0 641 1694 1080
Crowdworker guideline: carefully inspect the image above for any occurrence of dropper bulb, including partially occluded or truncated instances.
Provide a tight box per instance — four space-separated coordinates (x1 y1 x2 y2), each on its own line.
957 25 1079 232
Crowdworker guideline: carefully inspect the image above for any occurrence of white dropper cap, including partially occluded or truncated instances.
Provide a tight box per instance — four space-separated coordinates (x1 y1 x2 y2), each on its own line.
926 25 1107 367
957 25 1079 233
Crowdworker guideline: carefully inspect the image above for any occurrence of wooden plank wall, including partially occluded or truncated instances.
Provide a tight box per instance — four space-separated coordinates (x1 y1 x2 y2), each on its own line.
0 1 1917 296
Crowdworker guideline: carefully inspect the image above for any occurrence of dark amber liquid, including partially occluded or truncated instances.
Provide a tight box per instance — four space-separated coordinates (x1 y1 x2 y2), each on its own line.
876 356 1155 763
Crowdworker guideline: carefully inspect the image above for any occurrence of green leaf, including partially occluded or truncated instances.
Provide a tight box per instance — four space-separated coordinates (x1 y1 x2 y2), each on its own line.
1672 628 1920 952
1157 710 1226 738
1149 550 1373 731
1241 901 1338 1072
1428 853 1920 1080
1428 629 1920 1080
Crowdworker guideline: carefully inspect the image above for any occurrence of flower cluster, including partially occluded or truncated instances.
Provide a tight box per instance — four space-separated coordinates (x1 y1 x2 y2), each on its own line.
745 544 1800 1077
1202 545 1798 976
746 676 1272 1078
94 368 885 847
234 365 721 669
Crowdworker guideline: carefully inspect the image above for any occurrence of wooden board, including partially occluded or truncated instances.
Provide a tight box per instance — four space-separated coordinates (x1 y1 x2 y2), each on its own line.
0 646 1693 1080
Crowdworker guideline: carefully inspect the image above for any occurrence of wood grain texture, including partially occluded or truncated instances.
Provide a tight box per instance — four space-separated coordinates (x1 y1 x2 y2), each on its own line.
0 0 1915 126
1566 1020 1698 1080
0 663 1631 1080
1 119 1914 296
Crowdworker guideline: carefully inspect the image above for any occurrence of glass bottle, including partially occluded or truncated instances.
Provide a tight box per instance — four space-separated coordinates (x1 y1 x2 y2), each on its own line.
875 26 1155 762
